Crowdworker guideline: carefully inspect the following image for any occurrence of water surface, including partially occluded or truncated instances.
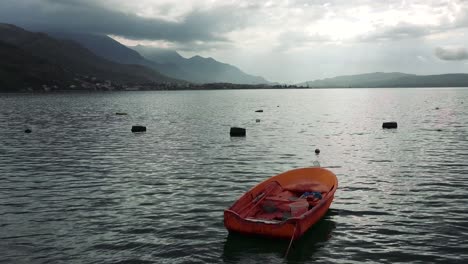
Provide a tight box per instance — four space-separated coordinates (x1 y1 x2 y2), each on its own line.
1 88 468 263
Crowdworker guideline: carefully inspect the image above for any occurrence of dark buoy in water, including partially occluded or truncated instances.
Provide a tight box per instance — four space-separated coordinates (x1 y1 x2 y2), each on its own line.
255 109 263 113
131 125 146 132
230 127 246 137
24 129 32 133
315 148 320 154
435 107 440 110
382 122 398 129
256 119 261 123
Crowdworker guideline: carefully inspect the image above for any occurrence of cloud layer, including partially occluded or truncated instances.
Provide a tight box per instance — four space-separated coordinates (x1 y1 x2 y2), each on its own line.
1 0 468 81
435 46 468 61
0 0 253 43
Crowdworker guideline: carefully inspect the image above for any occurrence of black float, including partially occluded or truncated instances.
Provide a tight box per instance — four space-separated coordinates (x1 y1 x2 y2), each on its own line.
131 126 147 132
382 122 398 129
230 127 246 137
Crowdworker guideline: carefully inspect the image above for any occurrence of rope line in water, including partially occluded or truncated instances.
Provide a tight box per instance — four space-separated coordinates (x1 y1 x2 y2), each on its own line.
285 222 298 258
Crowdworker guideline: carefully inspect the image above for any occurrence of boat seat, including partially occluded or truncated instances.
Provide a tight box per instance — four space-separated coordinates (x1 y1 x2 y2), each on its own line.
263 190 298 203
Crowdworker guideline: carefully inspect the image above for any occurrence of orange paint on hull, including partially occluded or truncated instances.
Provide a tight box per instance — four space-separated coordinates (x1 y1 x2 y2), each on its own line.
224 167 338 240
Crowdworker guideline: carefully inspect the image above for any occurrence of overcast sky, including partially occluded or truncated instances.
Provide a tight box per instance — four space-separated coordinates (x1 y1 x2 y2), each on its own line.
1 0 468 83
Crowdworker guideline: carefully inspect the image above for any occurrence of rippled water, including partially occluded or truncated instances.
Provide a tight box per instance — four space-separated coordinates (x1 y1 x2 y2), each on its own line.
1 88 468 264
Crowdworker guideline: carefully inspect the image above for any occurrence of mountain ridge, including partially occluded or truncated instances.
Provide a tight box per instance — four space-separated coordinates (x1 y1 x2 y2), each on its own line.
299 72 468 88
130 45 270 84
0 23 181 91
47 31 269 84
131 45 269 84
0 23 181 90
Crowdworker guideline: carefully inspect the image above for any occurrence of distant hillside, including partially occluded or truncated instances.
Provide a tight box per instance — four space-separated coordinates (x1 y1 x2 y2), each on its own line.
49 32 147 65
300 72 468 87
0 40 72 92
46 32 269 84
0 24 179 91
48 32 185 77
131 45 269 84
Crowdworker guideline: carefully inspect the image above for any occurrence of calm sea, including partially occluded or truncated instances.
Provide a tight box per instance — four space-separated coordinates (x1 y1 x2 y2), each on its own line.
1 88 467 264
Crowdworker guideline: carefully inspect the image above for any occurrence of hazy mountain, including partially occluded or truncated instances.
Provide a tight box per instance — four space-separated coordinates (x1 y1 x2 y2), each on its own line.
48 33 194 81
47 32 269 84
49 32 146 65
131 45 269 84
0 23 178 91
300 72 468 88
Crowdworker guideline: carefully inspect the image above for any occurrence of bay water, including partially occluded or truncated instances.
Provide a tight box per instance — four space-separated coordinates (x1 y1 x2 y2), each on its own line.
1 88 467 263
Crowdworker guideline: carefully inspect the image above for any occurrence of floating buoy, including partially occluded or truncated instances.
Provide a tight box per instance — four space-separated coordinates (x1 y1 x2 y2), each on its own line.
230 127 246 137
255 110 263 113
435 107 440 110
24 129 32 133
382 122 398 129
131 125 146 132
256 119 261 123
315 148 320 154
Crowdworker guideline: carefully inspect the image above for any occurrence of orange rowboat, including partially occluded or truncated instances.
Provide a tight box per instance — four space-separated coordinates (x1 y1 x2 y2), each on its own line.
224 167 338 240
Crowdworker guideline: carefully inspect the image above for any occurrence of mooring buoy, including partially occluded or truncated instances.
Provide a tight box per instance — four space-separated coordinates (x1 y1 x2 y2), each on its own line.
382 122 398 129
131 126 146 132
230 127 246 137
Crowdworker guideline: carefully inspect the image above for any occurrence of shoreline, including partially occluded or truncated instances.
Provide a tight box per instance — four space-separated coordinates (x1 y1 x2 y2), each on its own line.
1 86 468 94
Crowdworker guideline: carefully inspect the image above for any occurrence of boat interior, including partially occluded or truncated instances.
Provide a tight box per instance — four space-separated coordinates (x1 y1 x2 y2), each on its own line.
236 181 333 223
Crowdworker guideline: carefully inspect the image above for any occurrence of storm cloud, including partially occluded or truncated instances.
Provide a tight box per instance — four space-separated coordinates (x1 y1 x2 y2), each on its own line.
435 47 468 61
0 0 252 43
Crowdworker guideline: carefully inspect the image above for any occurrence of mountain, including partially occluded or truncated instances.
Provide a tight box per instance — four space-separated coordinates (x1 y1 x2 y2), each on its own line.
48 32 202 82
0 23 179 91
132 45 269 84
49 32 147 65
0 40 72 92
48 32 269 84
300 72 468 88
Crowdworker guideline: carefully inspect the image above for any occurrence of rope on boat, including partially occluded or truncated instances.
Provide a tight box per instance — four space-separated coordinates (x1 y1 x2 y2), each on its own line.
284 222 298 258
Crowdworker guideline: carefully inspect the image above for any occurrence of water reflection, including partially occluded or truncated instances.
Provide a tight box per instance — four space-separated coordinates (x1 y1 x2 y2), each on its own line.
222 211 336 263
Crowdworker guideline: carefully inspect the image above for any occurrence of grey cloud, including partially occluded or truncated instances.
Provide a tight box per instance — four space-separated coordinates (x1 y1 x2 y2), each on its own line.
359 23 433 42
435 46 468 60
0 0 252 44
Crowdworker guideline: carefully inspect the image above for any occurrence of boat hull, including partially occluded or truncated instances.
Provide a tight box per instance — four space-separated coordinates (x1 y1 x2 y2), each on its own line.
224 167 337 240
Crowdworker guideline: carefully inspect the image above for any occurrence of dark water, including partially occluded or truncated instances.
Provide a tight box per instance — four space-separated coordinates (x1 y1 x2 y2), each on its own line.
1 88 468 264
